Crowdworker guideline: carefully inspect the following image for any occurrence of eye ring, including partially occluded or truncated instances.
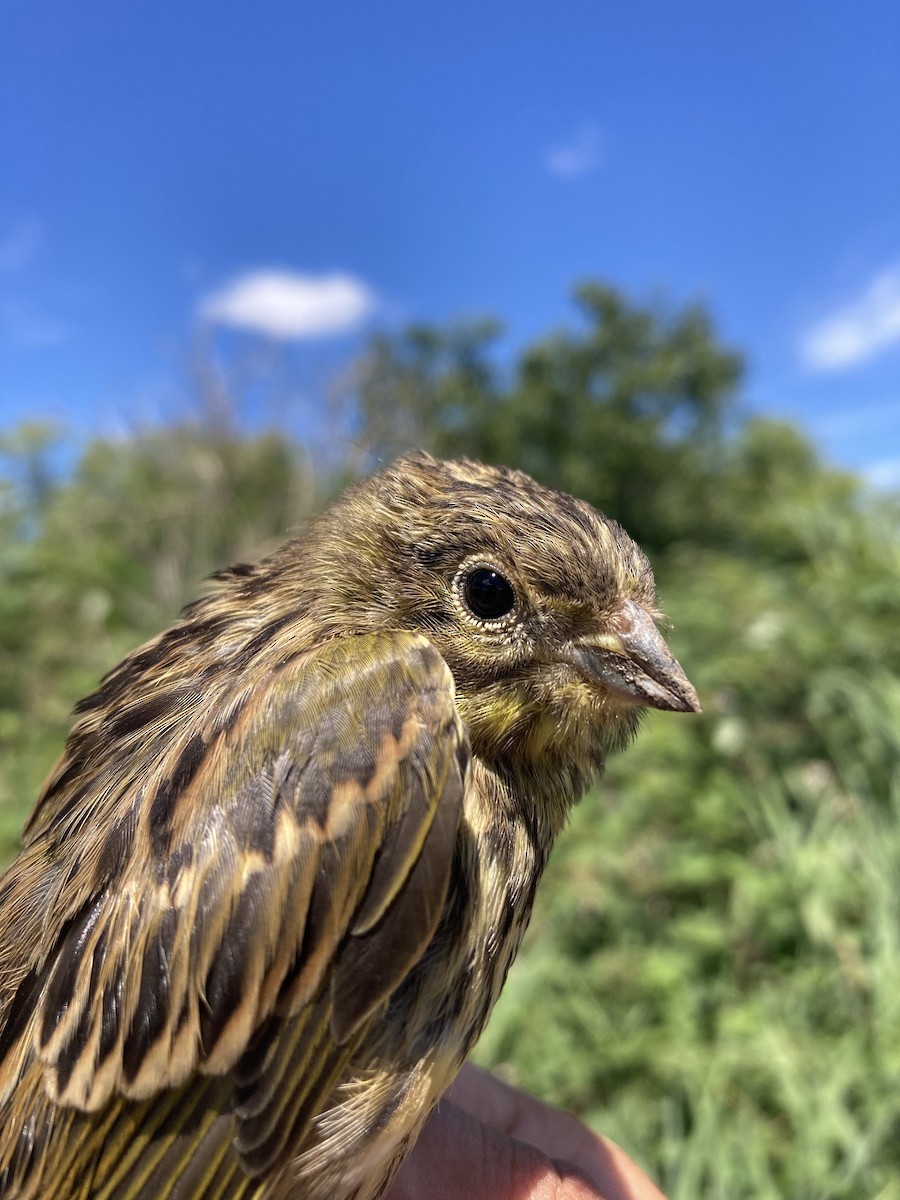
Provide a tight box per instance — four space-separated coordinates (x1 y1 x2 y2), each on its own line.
457 563 517 623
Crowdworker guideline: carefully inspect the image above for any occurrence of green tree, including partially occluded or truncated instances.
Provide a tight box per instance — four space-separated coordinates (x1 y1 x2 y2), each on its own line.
358 283 743 555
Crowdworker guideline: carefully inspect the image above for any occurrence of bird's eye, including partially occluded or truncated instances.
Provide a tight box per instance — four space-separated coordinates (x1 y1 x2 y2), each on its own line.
461 567 516 621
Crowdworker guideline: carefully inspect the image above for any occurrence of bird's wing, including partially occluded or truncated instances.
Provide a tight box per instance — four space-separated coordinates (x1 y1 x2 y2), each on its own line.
27 631 467 1132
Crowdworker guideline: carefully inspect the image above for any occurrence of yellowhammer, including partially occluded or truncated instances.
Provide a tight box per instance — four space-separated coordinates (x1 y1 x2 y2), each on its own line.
0 453 698 1199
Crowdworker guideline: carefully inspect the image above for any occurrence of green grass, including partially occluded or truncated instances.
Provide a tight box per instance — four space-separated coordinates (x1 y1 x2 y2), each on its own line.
474 664 900 1199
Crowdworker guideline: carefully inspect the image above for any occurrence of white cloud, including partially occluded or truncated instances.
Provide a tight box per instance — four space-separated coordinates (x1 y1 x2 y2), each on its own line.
545 126 602 180
199 269 376 340
864 456 900 490
0 218 42 272
801 266 900 371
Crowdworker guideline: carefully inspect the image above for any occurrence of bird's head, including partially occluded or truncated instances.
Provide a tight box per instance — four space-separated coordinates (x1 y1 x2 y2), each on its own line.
299 452 698 800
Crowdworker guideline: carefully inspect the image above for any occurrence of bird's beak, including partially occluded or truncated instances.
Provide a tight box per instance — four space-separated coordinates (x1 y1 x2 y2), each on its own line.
567 599 701 713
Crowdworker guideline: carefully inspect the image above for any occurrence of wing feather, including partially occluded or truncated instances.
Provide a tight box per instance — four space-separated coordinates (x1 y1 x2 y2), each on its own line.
0 630 467 1196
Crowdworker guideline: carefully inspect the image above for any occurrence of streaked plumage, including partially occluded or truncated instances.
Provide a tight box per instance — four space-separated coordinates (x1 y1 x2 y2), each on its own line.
0 453 698 1199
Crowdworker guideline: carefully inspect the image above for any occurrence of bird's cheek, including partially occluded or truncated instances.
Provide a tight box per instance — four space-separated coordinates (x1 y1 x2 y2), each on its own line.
455 688 529 755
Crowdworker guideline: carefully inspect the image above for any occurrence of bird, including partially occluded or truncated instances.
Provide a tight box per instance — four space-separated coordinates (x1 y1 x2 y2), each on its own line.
0 451 699 1200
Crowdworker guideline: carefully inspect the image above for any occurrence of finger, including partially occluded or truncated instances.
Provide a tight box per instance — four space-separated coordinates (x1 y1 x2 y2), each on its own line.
387 1097 609 1200
446 1065 666 1200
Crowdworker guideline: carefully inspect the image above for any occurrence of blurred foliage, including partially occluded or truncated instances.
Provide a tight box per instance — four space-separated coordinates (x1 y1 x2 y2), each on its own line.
358 283 747 558
2 282 899 1198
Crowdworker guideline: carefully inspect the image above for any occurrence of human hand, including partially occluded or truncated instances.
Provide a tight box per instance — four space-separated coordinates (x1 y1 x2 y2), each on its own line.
387 1064 666 1200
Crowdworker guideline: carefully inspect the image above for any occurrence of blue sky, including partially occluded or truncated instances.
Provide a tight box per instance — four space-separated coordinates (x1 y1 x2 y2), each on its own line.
2 0 899 482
